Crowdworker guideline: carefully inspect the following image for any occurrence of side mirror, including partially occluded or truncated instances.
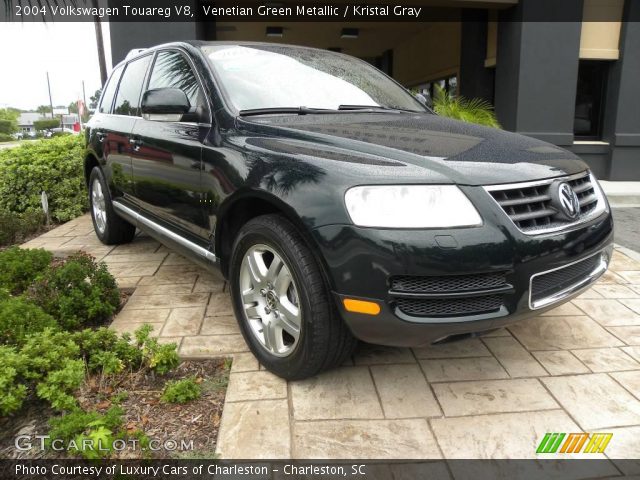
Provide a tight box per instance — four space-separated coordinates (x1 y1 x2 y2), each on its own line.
141 88 190 121
415 92 433 109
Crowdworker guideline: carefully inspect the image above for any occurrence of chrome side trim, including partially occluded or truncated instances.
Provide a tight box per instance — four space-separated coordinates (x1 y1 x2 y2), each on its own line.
113 201 216 263
484 172 608 235
528 249 608 310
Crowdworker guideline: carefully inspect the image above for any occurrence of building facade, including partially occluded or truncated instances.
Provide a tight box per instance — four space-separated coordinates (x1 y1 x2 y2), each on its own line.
109 0 640 180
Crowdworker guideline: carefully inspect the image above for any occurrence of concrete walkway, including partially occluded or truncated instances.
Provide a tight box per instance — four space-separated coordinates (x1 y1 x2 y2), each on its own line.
21 214 640 464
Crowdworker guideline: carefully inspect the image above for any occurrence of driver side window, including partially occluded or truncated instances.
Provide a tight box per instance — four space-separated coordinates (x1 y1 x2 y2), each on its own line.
148 51 207 113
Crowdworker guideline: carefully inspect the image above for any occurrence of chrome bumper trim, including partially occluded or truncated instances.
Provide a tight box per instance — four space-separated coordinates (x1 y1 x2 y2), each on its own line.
528 249 609 310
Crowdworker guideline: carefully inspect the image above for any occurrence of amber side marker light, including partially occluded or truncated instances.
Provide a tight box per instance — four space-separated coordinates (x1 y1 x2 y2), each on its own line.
343 299 381 315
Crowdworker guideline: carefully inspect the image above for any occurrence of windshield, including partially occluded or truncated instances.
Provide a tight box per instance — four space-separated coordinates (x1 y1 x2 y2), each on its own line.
201 44 426 113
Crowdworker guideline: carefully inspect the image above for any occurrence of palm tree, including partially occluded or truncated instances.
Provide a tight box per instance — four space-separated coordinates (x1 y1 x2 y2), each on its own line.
432 85 501 129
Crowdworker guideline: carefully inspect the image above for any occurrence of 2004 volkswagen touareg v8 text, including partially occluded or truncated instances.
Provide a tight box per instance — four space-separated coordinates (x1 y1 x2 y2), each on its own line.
86 41 613 380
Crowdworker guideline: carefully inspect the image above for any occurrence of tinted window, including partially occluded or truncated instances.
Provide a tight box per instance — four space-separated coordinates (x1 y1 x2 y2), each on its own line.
99 65 124 114
574 61 608 140
148 51 204 108
113 55 152 116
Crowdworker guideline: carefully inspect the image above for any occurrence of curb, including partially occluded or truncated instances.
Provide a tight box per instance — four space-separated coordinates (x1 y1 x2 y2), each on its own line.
600 181 640 208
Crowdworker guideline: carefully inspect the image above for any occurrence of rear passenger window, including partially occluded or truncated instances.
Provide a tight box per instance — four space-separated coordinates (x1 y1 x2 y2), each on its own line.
113 55 152 116
148 51 205 109
99 65 123 114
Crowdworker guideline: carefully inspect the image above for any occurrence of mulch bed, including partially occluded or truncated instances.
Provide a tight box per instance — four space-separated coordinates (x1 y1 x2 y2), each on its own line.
78 359 229 459
0 359 229 460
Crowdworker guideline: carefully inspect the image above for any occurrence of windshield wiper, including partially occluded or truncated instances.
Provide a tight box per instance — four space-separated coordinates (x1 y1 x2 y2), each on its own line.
338 105 418 113
238 107 335 117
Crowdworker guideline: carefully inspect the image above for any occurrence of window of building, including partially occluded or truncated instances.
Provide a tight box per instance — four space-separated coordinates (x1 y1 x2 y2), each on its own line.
412 74 458 102
148 51 205 109
113 55 152 116
99 65 124 114
574 61 608 140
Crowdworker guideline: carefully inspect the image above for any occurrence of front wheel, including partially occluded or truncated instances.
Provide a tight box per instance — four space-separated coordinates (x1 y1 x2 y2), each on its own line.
89 167 136 245
229 214 356 380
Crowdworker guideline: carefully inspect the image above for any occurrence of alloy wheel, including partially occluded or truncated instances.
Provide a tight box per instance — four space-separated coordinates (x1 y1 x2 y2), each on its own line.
239 244 301 357
91 178 107 234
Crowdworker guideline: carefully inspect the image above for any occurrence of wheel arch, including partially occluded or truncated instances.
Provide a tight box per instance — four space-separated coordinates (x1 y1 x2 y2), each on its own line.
215 191 333 290
83 152 101 186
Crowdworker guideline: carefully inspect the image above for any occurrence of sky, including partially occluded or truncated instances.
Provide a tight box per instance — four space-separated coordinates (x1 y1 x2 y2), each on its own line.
0 22 112 111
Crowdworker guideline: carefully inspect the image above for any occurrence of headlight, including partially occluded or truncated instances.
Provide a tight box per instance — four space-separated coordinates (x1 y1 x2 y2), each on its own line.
344 185 482 228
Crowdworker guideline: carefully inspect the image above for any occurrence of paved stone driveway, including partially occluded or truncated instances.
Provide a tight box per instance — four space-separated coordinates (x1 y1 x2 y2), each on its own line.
22 214 640 464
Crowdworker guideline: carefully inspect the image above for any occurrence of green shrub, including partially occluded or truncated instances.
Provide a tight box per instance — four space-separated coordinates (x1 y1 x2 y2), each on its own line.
28 252 120 329
0 247 52 294
433 85 501 128
135 324 180 374
0 297 57 346
161 377 201 404
0 346 29 416
0 208 45 246
20 328 80 380
72 328 142 371
0 133 13 143
36 359 85 411
0 135 87 222
48 405 123 443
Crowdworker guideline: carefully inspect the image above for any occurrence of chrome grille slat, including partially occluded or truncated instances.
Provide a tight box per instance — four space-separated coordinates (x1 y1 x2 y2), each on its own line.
485 171 605 235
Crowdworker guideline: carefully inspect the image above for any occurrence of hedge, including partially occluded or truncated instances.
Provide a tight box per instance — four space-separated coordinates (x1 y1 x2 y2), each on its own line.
0 135 87 223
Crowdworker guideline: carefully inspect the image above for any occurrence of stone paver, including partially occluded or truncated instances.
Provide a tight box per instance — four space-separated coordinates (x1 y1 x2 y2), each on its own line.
420 357 509 382
293 419 440 459
23 217 640 459
431 410 589 459
541 374 640 429
291 367 384 420
215 399 290 459
432 378 557 416
370 364 441 418
571 347 640 372
531 350 589 375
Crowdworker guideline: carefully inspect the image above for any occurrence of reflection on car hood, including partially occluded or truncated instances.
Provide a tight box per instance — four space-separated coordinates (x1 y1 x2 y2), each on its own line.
238 112 587 185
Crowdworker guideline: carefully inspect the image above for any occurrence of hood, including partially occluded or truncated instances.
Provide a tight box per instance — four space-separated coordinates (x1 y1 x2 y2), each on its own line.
237 112 587 185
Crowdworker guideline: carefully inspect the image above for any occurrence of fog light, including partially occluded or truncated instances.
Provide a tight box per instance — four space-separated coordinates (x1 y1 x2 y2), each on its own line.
343 299 381 315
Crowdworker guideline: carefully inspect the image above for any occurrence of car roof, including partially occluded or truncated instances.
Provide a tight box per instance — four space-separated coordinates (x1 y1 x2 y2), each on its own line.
116 41 337 68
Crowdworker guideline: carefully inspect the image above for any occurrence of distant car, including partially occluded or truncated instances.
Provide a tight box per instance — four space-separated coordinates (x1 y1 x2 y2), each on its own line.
45 128 78 137
85 41 614 380
12 132 24 140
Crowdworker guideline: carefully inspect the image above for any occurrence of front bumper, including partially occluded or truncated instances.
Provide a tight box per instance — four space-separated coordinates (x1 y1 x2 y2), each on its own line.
311 206 614 348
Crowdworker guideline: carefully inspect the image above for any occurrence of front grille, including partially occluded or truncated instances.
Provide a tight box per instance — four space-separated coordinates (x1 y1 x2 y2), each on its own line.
390 272 509 318
487 171 599 233
391 272 507 294
396 295 503 317
531 254 601 304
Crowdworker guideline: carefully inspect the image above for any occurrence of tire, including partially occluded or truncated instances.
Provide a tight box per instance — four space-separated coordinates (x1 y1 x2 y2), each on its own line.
229 214 357 380
89 167 136 245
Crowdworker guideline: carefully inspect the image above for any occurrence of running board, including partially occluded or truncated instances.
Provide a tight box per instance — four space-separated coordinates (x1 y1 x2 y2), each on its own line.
113 201 217 264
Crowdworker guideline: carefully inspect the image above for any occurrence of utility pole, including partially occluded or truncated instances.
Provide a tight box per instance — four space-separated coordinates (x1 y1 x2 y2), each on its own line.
93 0 107 86
82 80 88 122
46 71 54 118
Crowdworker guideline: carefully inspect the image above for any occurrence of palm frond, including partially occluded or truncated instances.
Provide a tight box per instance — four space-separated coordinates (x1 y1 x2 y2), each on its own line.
433 84 501 129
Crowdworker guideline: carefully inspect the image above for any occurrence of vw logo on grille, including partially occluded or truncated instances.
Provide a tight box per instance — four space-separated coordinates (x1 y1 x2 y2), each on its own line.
555 182 580 220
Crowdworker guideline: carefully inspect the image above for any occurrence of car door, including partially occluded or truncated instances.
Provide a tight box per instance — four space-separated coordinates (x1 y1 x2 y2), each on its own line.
89 64 136 198
103 54 153 202
129 49 211 239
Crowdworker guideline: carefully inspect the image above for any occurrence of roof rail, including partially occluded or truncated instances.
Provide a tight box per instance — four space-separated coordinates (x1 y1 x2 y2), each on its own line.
125 48 147 60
